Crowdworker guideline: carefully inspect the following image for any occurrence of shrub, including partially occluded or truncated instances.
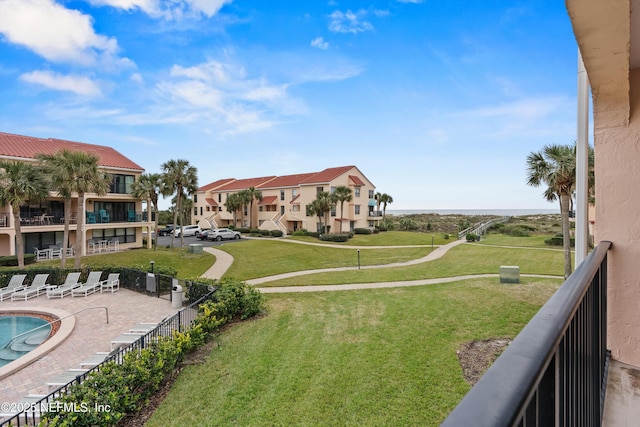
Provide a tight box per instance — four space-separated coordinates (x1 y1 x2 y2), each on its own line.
0 254 36 266
270 230 284 237
354 228 372 235
501 225 532 237
377 224 388 232
237 227 250 233
545 235 575 247
320 234 350 242
292 230 307 236
306 231 320 238
41 278 264 426
466 233 478 242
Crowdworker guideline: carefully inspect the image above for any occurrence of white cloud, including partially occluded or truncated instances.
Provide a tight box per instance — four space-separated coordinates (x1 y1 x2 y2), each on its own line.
311 37 329 50
328 10 374 34
86 0 232 20
152 59 297 134
397 0 423 3
0 0 129 67
130 72 144 83
20 70 102 96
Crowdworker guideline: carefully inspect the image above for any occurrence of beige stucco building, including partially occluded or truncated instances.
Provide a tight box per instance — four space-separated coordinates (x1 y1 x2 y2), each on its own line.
0 132 152 258
567 0 640 368
193 165 379 234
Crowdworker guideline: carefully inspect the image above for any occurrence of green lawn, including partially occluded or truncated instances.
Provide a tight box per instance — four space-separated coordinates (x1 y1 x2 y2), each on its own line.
255 243 564 287
146 277 562 426
287 231 451 246
221 239 433 280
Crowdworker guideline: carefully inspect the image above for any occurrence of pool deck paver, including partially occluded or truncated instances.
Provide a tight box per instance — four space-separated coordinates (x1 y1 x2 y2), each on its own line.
0 289 177 405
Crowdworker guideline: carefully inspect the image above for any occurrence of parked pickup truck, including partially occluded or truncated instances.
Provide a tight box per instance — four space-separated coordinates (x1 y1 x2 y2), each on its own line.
157 225 176 236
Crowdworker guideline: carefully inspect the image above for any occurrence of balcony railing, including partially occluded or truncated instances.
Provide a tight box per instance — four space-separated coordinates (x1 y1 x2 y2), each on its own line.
442 240 612 426
18 211 154 226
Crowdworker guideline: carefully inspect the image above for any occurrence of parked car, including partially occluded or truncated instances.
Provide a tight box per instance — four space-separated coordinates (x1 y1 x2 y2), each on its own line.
207 228 241 241
157 224 175 236
196 229 211 240
174 225 201 237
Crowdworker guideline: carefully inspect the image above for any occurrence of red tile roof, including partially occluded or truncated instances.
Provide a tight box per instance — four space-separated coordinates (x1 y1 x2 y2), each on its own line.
0 132 144 171
257 173 317 189
216 176 277 191
300 166 356 185
198 166 368 193
258 196 278 205
349 175 365 186
198 178 236 192
205 198 218 206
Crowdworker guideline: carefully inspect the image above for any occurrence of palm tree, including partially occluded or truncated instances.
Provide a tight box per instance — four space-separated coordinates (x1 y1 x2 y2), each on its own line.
374 192 382 216
0 161 48 267
224 193 242 227
380 193 394 219
161 159 198 248
526 143 593 279
131 173 162 251
308 198 326 233
236 189 252 228
66 152 112 268
245 187 263 229
310 191 334 233
37 150 76 268
333 186 353 233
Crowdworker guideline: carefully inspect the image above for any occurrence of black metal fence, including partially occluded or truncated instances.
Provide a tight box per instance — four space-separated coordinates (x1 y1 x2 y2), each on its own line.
441 241 612 426
0 282 216 427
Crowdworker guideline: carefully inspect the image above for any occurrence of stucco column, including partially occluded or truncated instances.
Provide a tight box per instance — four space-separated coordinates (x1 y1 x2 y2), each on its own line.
597 69 640 367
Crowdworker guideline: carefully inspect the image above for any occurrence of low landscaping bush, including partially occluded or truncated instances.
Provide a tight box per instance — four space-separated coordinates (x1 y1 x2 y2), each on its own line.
466 233 478 242
41 278 265 426
319 234 350 242
545 234 575 247
270 230 283 237
0 253 36 266
354 228 372 235
291 230 307 236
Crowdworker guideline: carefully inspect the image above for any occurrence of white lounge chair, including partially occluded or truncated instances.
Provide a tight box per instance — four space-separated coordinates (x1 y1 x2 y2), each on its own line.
100 273 120 293
0 274 27 302
11 274 50 301
71 271 103 297
46 272 81 299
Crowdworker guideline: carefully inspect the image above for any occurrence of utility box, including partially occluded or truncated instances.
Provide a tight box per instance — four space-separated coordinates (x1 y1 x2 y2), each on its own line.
189 244 203 254
500 266 520 284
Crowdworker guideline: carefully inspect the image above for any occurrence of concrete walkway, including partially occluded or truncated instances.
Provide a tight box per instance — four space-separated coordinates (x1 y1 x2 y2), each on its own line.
197 238 563 293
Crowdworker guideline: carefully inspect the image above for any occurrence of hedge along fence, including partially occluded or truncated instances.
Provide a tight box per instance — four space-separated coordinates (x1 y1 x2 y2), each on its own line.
29 278 265 427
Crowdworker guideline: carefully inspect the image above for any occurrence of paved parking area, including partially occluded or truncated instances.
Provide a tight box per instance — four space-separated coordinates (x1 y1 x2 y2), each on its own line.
0 290 178 404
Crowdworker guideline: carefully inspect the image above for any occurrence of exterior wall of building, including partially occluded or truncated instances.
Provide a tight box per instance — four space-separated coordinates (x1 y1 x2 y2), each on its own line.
595 69 640 367
0 139 149 258
193 166 378 234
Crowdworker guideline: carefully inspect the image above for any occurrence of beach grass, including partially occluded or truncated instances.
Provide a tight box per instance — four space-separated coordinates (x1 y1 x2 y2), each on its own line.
145 277 562 427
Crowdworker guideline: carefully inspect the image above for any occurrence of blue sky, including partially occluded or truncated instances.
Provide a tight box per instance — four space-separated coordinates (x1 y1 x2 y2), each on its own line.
0 0 581 210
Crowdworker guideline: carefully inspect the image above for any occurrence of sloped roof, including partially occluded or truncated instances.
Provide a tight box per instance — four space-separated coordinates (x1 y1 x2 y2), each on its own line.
216 176 277 191
257 172 317 189
205 198 218 206
349 175 365 186
0 132 144 171
198 165 373 194
300 166 356 185
258 196 278 205
198 178 236 192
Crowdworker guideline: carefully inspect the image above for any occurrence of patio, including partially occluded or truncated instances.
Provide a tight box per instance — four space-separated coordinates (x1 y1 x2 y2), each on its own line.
0 289 178 405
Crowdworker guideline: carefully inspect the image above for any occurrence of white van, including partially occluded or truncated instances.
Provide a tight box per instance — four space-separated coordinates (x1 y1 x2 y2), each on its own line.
174 225 201 237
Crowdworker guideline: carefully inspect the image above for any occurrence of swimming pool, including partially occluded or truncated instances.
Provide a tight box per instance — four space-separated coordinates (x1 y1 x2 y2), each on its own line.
0 315 52 368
